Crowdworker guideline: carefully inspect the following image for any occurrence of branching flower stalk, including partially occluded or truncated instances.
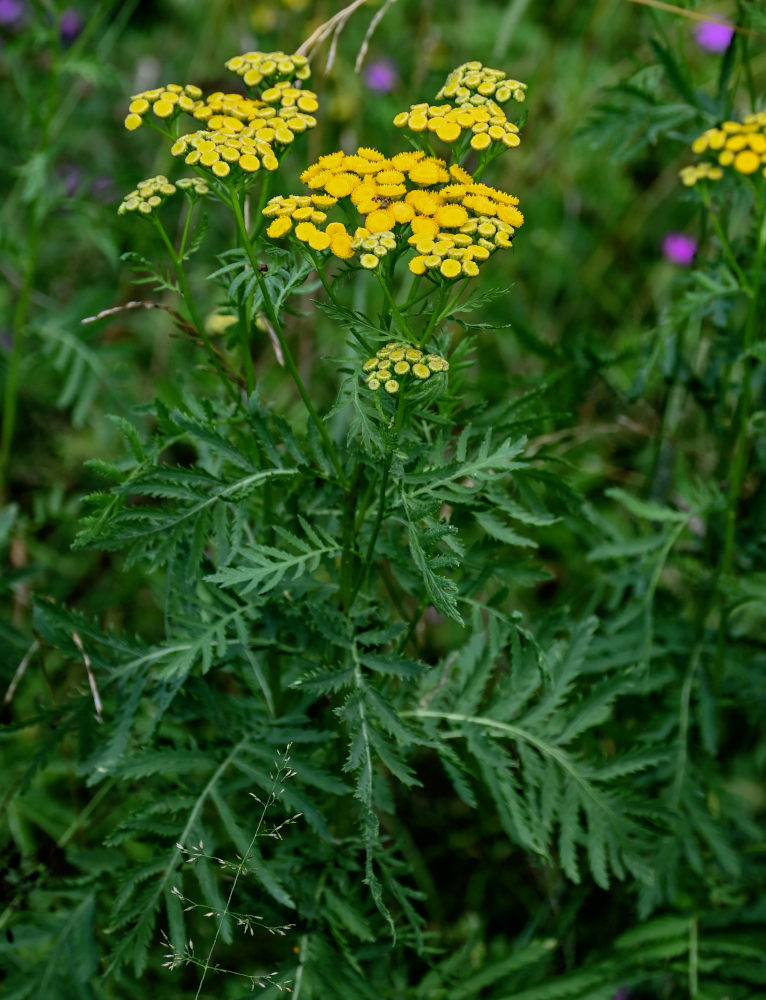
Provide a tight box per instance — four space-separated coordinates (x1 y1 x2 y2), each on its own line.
679 121 766 682
150 213 246 401
228 190 348 484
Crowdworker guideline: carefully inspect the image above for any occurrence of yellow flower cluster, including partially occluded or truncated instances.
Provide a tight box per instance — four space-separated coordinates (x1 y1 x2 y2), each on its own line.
262 194 337 246
171 127 279 179
353 230 397 269
190 83 318 132
224 50 311 87
124 83 203 131
264 147 523 279
436 61 527 105
681 113 766 185
362 342 449 394
117 174 209 216
394 101 520 152
123 52 318 189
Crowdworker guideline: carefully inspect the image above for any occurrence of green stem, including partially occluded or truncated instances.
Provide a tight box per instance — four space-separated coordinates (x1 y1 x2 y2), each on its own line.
339 462 364 610
737 0 757 110
358 456 392 595
238 317 257 394
251 170 275 238
418 284 451 347
689 916 699 998
0 227 39 497
152 217 241 405
229 192 347 485
377 270 411 339
308 248 374 353
350 396 404 605
354 468 380 533
701 187 752 295
714 187 766 679
720 194 765 575
177 199 196 258
396 596 428 655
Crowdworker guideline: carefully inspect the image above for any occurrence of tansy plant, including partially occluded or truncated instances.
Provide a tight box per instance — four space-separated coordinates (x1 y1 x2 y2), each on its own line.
26 42 671 998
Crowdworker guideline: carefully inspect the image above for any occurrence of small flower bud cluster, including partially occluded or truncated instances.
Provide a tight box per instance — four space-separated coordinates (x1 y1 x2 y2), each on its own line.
260 80 319 114
176 177 211 197
394 101 520 152
679 163 723 187
122 53 319 194
171 128 279 179
263 194 330 225
224 50 311 88
682 113 766 184
118 174 199 216
408 230 485 278
362 342 449 393
124 83 203 131
352 230 397 269
437 62 527 105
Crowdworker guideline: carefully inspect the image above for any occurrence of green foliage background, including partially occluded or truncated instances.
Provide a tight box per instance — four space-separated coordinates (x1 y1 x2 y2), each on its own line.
2 1 766 998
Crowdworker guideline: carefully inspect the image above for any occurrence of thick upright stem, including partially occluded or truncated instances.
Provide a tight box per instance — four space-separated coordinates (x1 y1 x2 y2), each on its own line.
714 188 766 680
152 217 241 405
720 194 765 579
0 228 39 497
229 192 347 484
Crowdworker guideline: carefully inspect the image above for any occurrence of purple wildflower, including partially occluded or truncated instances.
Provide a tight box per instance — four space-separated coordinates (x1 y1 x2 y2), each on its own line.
694 19 734 53
662 232 697 267
55 163 84 197
90 175 116 202
363 57 398 95
0 0 25 27
59 7 83 44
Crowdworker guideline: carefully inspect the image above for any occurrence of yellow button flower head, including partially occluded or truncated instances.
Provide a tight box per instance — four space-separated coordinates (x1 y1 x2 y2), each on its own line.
395 99 521 154
124 83 203 131
172 128 277 181
409 157 450 186
366 207 397 232
267 216 293 237
681 113 766 185
225 50 311 88
361 343 449 391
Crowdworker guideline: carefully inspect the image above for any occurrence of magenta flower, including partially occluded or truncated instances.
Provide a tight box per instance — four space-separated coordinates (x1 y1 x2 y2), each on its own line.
662 232 697 267
0 0 25 26
59 7 83 44
363 57 399 95
694 19 734 53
